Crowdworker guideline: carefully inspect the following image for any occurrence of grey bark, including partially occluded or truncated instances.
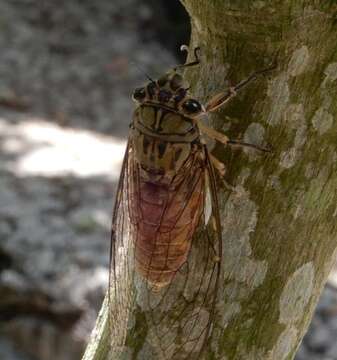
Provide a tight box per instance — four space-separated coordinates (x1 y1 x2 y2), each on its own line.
83 1 337 359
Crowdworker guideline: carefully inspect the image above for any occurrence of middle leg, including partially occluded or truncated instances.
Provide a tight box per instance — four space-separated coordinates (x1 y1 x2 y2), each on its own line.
197 120 271 153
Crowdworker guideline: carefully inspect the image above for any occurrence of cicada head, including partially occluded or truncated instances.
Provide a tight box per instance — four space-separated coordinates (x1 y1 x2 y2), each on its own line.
132 70 204 118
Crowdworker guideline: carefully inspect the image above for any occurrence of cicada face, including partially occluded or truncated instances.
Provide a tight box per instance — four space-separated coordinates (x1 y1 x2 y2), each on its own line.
132 71 204 117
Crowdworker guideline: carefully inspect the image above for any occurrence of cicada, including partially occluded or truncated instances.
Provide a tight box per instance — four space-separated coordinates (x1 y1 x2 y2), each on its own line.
109 46 272 359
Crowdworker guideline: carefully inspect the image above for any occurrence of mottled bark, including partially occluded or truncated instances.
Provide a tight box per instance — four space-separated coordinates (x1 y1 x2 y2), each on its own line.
83 1 337 359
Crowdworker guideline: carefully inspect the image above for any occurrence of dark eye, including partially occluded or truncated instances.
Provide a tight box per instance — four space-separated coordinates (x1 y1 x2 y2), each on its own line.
133 87 146 101
182 99 202 114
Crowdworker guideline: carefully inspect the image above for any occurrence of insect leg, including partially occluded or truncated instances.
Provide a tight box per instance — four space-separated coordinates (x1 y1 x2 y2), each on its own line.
175 45 201 70
208 153 236 191
198 120 229 145
205 65 276 113
227 139 272 153
209 153 226 176
204 146 234 191
197 120 271 153
205 87 237 113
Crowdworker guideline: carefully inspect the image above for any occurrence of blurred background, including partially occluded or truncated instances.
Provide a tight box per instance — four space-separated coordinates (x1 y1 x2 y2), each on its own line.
0 1 336 359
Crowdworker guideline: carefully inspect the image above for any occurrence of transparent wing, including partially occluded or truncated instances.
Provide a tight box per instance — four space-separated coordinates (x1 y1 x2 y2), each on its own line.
108 139 137 355
109 142 222 360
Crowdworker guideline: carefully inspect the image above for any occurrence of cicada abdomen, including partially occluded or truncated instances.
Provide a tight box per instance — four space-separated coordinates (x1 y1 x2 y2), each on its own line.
109 46 273 359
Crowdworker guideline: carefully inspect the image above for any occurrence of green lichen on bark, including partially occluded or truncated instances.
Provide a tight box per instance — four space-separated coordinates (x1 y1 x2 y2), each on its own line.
125 307 149 359
83 1 337 359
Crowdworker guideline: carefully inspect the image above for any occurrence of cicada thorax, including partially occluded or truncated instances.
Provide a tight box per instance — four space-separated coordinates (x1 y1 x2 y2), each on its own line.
132 105 199 179
129 77 206 288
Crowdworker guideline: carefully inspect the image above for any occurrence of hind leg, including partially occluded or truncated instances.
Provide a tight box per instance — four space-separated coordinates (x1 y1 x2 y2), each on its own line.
208 153 236 191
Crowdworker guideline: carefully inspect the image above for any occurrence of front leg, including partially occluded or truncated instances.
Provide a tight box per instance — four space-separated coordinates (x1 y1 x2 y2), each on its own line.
205 65 276 113
205 87 237 113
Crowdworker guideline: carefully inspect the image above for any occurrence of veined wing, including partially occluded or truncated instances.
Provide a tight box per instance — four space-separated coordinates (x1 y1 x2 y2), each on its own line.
109 141 223 360
137 146 222 360
108 139 137 356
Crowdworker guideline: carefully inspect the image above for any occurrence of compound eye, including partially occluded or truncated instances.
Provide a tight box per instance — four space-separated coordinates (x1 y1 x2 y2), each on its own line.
182 99 202 114
133 87 146 101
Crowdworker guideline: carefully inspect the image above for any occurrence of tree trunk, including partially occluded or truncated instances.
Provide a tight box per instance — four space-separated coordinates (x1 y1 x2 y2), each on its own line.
83 1 337 359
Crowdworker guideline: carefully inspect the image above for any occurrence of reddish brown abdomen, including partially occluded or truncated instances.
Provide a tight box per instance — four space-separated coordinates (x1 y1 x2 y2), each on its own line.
134 157 204 288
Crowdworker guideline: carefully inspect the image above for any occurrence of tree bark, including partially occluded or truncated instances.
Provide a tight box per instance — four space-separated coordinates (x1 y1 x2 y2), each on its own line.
83 1 337 359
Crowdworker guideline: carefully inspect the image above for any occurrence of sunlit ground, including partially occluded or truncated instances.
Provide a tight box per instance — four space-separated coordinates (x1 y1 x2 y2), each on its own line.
0 118 126 179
